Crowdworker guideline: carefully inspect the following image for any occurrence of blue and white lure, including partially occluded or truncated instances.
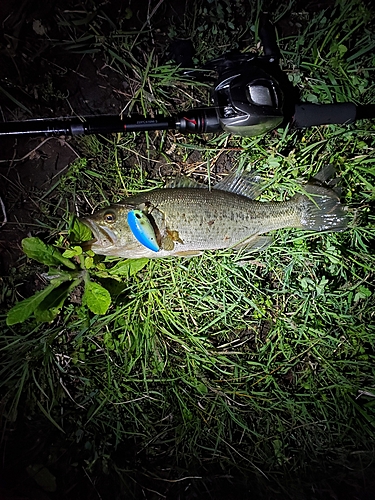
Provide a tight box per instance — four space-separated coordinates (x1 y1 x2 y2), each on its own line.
127 210 160 252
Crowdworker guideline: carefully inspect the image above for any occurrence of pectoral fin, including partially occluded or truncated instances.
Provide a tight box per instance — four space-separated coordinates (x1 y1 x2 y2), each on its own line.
162 234 175 251
161 228 184 251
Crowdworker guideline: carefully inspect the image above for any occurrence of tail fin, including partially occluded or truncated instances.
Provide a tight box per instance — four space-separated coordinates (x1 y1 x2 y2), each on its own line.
298 185 348 232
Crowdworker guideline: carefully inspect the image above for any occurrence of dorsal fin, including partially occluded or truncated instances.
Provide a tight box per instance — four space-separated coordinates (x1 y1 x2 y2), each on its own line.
165 176 205 189
165 171 264 198
213 171 264 199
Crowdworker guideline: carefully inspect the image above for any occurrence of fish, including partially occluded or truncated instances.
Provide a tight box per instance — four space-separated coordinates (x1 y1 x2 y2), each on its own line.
81 172 348 259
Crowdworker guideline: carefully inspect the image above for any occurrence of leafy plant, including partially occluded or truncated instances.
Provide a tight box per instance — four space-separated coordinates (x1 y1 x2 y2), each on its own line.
6 219 148 325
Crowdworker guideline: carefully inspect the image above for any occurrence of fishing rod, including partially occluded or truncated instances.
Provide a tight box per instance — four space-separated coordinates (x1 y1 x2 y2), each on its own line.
0 14 374 139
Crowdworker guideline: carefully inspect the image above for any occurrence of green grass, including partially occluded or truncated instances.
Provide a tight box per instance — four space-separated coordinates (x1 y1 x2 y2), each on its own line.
1 0 375 497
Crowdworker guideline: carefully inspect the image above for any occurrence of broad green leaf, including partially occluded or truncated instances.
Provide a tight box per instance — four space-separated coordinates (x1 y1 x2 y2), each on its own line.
354 286 372 302
84 256 94 269
34 279 82 322
44 268 79 281
6 281 63 325
22 238 76 270
34 306 62 323
62 246 83 258
69 216 93 243
108 258 149 278
83 280 111 315
196 382 208 395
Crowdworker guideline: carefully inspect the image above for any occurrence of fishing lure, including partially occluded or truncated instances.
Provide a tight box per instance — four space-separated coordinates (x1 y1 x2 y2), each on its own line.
127 210 159 252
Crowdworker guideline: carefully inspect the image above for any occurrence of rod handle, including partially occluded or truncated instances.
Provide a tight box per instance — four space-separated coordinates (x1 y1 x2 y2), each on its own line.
293 103 357 128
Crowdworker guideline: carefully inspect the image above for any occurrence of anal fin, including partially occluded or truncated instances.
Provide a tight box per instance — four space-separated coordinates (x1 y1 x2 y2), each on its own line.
232 235 273 252
174 250 203 257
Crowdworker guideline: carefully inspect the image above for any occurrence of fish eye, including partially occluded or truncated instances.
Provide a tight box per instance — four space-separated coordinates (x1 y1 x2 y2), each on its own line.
104 211 116 223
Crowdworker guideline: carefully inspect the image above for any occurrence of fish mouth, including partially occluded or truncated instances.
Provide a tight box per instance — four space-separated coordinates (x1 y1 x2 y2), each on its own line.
80 218 118 249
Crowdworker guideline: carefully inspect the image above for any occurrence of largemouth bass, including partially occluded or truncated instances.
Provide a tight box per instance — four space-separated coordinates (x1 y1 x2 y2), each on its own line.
81 172 348 259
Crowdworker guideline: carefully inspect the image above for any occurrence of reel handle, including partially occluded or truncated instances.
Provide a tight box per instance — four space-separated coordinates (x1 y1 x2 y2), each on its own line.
259 13 280 60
